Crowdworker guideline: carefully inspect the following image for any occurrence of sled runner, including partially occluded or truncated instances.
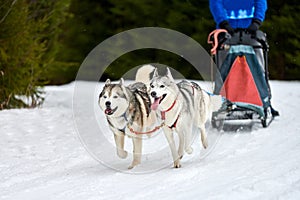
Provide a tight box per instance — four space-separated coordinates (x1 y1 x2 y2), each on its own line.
208 29 277 130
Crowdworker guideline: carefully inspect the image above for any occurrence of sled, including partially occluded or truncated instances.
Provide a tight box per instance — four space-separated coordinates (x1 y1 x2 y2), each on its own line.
208 29 277 131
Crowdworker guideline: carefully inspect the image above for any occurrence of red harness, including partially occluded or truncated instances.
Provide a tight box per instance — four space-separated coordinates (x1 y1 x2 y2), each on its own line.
128 98 179 134
161 99 180 129
160 99 177 120
127 123 165 135
127 83 199 133
161 83 197 128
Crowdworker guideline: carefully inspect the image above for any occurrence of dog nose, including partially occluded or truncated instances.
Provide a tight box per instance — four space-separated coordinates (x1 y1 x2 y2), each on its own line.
151 91 157 98
105 101 111 107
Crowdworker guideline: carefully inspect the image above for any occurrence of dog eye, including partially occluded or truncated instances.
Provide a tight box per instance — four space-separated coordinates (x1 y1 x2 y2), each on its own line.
160 85 165 88
113 95 118 99
150 84 154 88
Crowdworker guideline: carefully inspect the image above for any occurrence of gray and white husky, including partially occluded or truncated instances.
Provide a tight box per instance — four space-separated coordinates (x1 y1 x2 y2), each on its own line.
149 67 222 168
98 65 157 169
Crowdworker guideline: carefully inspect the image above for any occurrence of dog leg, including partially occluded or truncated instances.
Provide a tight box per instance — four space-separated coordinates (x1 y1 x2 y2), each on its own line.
200 125 208 149
177 130 184 159
128 136 142 169
114 133 128 159
182 125 193 154
163 127 181 168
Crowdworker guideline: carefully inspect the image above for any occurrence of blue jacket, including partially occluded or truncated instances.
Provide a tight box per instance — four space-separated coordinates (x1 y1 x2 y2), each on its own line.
209 0 267 28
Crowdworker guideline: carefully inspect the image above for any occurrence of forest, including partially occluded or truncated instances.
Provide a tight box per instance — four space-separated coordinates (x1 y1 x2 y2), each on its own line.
0 0 299 109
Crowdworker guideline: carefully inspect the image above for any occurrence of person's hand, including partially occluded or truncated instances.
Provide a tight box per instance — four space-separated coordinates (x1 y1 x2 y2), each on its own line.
246 19 262 36
219 20 234 35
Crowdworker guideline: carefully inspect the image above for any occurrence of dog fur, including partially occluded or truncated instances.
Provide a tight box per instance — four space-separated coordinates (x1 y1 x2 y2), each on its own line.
149 67 222 168
98 65 157 169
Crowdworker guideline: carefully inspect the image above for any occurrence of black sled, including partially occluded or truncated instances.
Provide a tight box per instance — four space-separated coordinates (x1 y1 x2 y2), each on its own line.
208 29 278 131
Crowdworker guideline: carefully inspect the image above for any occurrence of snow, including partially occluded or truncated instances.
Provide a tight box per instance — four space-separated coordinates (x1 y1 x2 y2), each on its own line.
1 81 300 200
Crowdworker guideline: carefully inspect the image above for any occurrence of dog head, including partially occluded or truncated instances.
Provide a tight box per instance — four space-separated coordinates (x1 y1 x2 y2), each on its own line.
149 67 178 111
98 78 130 117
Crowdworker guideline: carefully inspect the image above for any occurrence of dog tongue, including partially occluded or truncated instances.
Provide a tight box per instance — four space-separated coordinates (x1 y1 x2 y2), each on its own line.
151 98 160 110
105 108 112 115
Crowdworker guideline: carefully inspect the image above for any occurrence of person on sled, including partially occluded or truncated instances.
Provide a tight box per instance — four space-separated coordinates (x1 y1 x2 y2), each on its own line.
209 0 279 117
209 0 266 36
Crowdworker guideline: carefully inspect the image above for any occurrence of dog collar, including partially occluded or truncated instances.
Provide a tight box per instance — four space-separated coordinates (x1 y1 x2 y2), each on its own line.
161 98 177 120
159 92 182 128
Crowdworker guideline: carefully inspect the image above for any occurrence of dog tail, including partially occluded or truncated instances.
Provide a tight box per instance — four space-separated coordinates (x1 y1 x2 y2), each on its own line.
209 94 223 112
135 64 155 83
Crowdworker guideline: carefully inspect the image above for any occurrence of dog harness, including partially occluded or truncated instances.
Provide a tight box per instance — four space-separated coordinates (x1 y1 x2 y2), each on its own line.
106 112 129 133
160 98 180 129
127 97 181 133
112 83 200 134
127 122 165 135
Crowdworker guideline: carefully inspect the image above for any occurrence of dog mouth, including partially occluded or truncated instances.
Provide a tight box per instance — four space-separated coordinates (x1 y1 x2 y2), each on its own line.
104 106 118 115
151 94 167 110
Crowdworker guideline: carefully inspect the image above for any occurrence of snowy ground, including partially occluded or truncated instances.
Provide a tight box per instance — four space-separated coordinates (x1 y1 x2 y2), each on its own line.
1 80 300 200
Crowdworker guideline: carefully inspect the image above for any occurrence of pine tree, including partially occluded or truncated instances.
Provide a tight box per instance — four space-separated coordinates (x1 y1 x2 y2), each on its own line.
53 0 300 81
262 0 300 79
0 0 70 109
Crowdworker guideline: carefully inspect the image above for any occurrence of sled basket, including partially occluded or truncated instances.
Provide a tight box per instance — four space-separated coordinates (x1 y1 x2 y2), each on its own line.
209 30 272 129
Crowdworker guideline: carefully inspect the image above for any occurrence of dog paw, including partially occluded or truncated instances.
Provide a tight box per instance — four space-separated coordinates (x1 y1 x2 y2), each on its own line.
174 160 181 168
128 161 140 169
202 140 208 149
185 147 193 154
117 150 128 159
128 165 134 170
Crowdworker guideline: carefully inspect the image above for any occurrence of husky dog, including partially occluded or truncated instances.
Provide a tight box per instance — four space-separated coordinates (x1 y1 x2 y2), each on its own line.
149 68 222 168
98 65 157 169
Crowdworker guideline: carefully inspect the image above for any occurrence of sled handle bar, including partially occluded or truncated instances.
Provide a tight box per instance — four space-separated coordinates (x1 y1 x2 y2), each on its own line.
207 29 229 55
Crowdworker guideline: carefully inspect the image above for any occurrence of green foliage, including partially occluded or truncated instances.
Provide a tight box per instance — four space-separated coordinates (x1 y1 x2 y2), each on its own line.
0 0 43 109
262 1 300 80
59 0 215 81
57 0 299 81
0 0 70 109
28 0 73 85
0 0 299 109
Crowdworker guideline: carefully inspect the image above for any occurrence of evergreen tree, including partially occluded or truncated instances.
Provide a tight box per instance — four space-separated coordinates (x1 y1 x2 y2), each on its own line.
0 0 70 109
59 0 214 81
57 0 299 81
262 0 300 79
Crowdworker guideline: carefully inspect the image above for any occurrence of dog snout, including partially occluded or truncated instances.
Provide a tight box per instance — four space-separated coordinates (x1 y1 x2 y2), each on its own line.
105 101 111 107
151 91 157 98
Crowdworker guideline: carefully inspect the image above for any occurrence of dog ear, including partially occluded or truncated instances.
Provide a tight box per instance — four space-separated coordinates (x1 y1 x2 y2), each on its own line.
153 68 159 78
119 78 130 100
166 67 174 81
119 78 124 86
105 79 111 86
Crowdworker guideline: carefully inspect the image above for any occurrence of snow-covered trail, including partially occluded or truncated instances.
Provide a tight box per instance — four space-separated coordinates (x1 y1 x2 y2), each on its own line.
0 81 300 200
